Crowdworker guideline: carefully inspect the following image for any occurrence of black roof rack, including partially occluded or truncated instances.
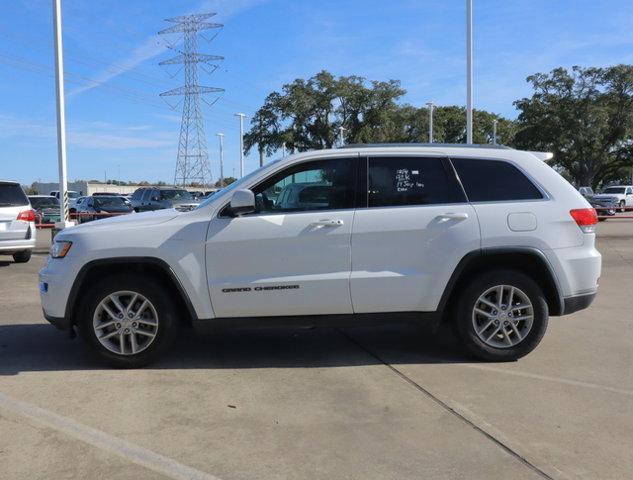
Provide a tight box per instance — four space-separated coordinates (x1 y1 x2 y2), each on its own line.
340 143 512 150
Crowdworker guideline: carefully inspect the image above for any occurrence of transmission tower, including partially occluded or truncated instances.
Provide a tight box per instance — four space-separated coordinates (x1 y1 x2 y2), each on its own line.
158 13 224 188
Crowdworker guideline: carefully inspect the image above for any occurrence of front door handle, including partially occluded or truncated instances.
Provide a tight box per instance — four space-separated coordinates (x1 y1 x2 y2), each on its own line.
311 219 344 227
437 212 469 220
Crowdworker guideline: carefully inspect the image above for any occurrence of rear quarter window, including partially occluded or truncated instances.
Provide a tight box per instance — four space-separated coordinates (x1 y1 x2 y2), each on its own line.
451 158 543 202
0 183 28 206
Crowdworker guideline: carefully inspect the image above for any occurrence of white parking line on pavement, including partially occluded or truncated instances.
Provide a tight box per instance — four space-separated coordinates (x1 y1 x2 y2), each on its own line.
0 391 222 480
459 364 633 398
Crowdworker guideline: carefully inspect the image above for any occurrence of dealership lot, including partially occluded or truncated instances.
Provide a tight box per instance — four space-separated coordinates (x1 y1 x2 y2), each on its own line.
0 222 631 480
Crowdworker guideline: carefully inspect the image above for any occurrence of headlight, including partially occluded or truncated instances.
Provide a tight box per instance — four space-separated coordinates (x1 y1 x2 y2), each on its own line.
50 240 72 258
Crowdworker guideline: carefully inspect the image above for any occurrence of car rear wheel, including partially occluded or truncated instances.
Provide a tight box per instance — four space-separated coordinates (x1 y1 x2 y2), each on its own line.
78 274 179 368
453 269 548 361
12 250 32 263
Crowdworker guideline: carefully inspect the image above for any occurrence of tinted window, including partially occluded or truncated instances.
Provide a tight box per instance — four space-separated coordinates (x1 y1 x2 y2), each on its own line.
368 157 462 207
159 189 193 201
30 197 59 209
603 187 625 194
131 189 144 200
93 197 127 208
252 158 356 213
0 183 28 206
142 189 153 201
452 158 543 202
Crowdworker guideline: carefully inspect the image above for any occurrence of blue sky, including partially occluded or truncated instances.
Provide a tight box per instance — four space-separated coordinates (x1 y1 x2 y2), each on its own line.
1 0 632 185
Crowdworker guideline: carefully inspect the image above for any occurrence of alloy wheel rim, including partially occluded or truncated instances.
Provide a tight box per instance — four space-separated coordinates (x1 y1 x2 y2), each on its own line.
93 291 159 355
471 284 533 348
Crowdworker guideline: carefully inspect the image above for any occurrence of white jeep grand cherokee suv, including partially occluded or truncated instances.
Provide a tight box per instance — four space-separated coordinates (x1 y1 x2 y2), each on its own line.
39 145 601 367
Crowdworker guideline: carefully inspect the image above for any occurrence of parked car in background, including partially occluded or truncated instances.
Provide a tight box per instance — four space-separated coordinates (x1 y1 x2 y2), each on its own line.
0 180 36 263
133 187 198 212
189 191 205 200
578 186 594 198
49 190 81 210
577 186 616 220
75 195 133 223
29 195 61 224
593 185 633 212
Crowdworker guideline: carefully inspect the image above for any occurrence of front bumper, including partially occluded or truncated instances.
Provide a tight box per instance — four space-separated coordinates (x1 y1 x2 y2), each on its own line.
561 292 596 315
43 311 72 331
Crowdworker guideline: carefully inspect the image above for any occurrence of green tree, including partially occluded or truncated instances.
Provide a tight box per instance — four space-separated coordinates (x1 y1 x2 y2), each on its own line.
244 70 515 157
512 65 633 188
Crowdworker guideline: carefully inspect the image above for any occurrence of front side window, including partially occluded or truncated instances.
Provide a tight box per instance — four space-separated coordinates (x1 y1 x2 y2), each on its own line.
452 158 543 202
251 158 356 214
368 157 463 207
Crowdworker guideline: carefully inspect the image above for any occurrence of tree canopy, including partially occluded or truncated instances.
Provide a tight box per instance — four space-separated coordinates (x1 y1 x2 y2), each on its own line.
513 65 633 188
244 67 633 189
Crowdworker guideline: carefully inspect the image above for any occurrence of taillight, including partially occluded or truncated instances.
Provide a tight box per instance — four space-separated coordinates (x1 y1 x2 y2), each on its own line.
17 209 36 222
570 208 598 233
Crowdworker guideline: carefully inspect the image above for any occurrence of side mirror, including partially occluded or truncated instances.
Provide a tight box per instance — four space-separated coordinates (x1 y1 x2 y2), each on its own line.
229 189 256 216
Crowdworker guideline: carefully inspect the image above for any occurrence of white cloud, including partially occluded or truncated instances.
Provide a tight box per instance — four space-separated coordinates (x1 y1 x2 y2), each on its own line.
67 0 268 98
0 114 173 150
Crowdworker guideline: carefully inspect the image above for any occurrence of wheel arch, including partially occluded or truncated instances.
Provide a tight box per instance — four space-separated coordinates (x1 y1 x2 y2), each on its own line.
439 247 564 320
66 257 198 327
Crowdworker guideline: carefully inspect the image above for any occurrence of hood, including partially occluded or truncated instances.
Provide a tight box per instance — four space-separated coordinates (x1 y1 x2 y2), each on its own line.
593 194 619 201
68 208 181 232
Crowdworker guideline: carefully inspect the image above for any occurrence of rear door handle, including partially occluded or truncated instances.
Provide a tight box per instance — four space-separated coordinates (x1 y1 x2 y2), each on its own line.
311 219 344 227
437 212 469 220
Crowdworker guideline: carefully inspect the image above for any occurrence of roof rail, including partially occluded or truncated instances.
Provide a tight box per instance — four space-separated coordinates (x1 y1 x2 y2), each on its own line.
340 142 513 150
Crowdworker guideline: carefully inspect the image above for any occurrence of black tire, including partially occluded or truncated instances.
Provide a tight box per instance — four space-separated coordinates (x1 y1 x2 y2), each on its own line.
453 269 548 362
12 250 32 263
77 274 179 368
619 200 626 212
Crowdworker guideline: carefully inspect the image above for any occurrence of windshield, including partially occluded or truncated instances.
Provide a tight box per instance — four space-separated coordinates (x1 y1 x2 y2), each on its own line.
196 158 283 209
68 191 80 199
159 189 193 201
93 197 128 208
0 183 28 206
30 197 59 209
603 187 625 194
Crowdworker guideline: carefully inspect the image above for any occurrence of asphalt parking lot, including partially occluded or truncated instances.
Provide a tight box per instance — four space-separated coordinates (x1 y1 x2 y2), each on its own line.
1 222 632 480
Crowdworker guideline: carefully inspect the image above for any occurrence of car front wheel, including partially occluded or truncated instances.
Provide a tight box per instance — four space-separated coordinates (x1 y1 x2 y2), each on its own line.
12 250 32 263
619 200 626 212
78 274 179 367
454 269 548 361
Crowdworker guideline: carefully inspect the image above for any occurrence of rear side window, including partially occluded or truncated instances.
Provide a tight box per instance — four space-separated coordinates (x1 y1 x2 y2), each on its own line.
0 183 28 206
451 158 543 202
368 157 464 207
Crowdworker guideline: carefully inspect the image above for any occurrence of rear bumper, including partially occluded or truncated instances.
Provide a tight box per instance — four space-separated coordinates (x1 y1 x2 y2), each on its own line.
561 292 596 315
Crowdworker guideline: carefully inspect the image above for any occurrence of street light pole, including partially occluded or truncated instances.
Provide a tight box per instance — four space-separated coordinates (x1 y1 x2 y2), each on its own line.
52 0 72 227
492 119 498 145
234 113 246 178
425 102 435 143
466 0 473 144
338 126 346 147
216 133 224 187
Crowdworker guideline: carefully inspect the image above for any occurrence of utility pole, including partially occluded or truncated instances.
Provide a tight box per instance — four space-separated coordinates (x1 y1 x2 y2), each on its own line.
216 133 224 188
492 119 498 145
282 142 286 157
425 101 435 143
235 113 246 177
338 126 346 147
52 0 72 227
159 13 224 188
466 0 473 144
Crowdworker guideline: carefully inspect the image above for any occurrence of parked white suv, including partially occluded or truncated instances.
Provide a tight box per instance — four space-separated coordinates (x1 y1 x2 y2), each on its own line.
0 181 36 263
593 185 633 212
39 145 601 367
